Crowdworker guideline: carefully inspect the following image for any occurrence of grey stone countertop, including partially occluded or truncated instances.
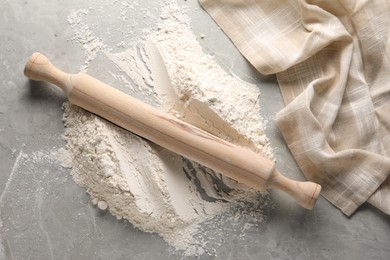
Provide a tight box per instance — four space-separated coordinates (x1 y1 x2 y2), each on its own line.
0 0 389 259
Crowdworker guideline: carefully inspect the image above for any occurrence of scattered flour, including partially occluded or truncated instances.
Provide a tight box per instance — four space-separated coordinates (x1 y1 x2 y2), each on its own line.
67 9 107 72
62 0 273 256
151 4 272 157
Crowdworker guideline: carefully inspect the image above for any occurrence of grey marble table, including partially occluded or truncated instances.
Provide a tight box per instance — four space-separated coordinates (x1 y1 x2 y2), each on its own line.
0 0 389 259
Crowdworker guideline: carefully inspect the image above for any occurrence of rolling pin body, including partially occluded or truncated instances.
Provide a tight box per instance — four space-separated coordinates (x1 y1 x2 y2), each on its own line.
24 52 321 209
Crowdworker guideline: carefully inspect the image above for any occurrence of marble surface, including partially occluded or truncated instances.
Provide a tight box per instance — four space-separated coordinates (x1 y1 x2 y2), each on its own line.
0 0 389 259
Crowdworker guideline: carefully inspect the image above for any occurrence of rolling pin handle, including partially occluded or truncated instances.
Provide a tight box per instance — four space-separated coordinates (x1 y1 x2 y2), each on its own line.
268 169 321 210
24 52 74 96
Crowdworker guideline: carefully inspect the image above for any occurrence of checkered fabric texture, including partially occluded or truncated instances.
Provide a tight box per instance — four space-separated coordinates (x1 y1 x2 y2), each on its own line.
199 0 390 216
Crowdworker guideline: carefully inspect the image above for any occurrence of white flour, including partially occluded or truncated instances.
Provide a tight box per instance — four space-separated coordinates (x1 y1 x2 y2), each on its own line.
67 9 106 72
63 0 273 256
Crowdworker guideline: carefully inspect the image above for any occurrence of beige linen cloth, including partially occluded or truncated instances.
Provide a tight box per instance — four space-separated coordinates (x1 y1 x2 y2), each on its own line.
199 0 390 216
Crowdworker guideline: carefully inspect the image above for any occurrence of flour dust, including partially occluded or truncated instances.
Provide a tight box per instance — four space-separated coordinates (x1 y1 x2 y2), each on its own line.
62 0 273 256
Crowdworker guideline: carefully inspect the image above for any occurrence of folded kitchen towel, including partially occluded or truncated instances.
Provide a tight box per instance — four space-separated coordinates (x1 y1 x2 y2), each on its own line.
199 0 390 216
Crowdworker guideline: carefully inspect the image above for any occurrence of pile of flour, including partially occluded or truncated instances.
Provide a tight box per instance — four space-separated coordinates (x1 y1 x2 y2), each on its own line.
63 0 273 256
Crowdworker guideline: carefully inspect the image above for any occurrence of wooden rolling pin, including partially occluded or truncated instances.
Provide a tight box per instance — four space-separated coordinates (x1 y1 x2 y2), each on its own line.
24 52 321 209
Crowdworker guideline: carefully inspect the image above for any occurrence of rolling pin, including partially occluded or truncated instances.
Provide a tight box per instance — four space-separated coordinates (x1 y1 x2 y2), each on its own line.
24 52 321 209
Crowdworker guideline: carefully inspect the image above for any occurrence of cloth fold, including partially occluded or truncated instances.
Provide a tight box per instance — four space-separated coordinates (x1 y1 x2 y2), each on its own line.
199 0 390 215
